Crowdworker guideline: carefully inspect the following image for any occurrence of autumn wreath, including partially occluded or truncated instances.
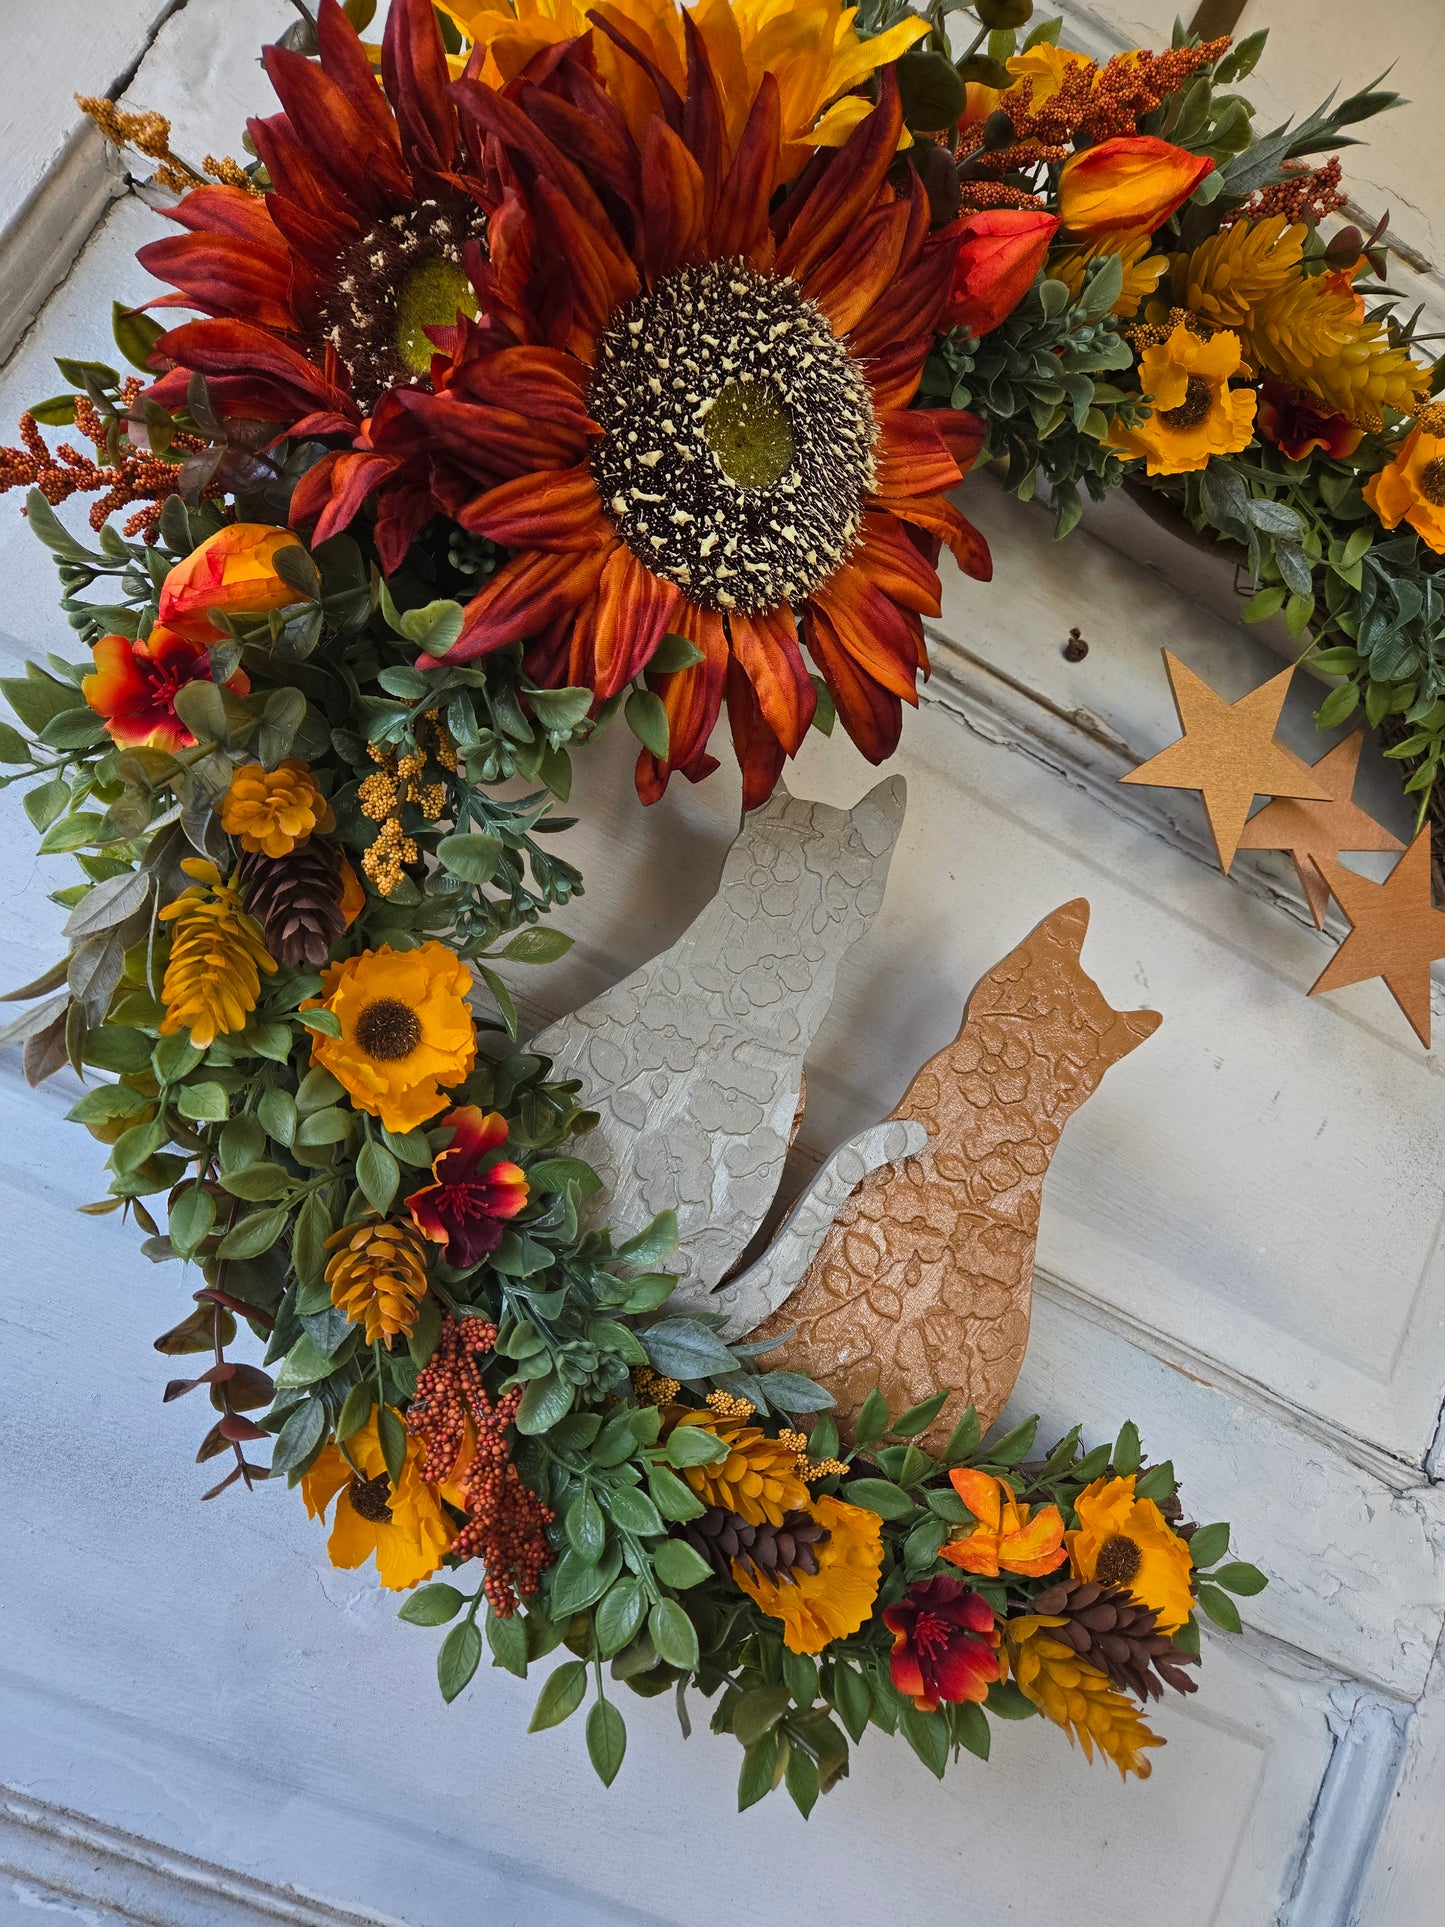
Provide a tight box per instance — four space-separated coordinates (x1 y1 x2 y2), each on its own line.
0 0 1287 1809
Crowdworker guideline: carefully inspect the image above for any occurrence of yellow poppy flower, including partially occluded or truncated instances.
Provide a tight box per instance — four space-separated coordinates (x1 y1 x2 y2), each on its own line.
302 940 476 1133
437 0 928 169
1065 1475 1195 1632
732 1495 883 1654
301 1410 465 1591
1363 418 1445 554
1110 322 1257 476
1003 41 1090 108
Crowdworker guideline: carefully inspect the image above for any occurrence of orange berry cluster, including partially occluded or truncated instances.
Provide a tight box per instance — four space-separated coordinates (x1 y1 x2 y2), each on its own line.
1225 157 1347 230
408 1314 556 1617
1079 39 1232 142
0 389 203 537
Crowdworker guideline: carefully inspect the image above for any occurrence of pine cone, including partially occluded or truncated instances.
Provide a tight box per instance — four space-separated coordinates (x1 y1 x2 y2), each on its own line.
1030 1578 1198 1701
1002 1615 1164 1780
236 838 347 967
325 1214 429 1346
680 1506 831 1587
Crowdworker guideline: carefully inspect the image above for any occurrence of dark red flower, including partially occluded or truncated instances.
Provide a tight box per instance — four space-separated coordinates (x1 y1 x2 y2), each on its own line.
405 1107 529 1268
81 622 250 751
1256 376 1364 462
883 1575 1001 1712
139 0 483 485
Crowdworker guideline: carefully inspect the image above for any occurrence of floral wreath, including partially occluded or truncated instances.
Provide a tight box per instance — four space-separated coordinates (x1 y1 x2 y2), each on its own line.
0 0 1311 1809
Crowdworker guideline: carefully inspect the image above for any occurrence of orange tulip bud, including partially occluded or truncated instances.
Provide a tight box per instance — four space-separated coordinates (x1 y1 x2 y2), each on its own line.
944 208 1059 336
1057 135 1214 237
158 523 308 643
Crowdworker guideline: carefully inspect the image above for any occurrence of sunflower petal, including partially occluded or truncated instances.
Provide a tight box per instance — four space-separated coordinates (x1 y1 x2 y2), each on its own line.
727 605 815 753
469 463 611 551
725 655 787 810
583 544 684 698
446 546 612 662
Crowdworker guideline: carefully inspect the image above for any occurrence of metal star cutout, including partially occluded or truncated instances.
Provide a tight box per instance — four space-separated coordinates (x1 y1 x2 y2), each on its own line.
1310 830 1445 1047
1121 653 1328 873
1234 730 1405 928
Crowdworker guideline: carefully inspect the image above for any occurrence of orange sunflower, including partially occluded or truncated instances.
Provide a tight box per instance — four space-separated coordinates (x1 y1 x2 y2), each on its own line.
379 51 990 805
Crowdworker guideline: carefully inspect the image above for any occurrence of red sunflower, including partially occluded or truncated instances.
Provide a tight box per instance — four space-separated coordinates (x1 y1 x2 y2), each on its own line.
138 0 485 563
369 46 990 804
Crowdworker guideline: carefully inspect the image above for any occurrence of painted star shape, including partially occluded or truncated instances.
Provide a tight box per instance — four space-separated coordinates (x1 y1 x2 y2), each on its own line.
1310 830 1445 1047
1121 653 1328 873
1234 730 1405 927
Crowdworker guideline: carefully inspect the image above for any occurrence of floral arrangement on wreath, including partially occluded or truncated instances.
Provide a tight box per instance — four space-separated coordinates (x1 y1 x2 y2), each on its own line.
0 0 1268 1809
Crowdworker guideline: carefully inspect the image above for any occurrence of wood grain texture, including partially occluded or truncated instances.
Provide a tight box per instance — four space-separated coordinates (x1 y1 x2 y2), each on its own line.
751 899 1160 1448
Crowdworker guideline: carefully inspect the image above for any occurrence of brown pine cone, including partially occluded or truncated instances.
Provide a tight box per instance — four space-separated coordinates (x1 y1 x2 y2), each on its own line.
680 1506 830 1587
1030 1578 1198 1701
236 838 348 967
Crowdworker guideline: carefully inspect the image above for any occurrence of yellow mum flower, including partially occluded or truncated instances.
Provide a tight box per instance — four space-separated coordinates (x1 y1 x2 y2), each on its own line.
1363 420 1445 554
303 941 477 1133
1051 227 1167 319
1110 322 1257 476
219 759 333 858
301 1410 464 1591
1066 1475 1195 1632
438 0 928 169
732 1495 884 1654
1177 215 1427 427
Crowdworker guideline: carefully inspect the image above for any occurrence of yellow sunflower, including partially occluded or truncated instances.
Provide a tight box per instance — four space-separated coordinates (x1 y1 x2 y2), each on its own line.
1111 322 1257 476
732 1494 884 1654
301 1409 465 1591
438 0 928 170
1066 1475 1195 1633
303 940 476 1132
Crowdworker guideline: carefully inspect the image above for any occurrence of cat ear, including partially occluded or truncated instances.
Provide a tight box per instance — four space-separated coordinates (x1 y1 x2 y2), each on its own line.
852 773 907 853
1037 897 1090 955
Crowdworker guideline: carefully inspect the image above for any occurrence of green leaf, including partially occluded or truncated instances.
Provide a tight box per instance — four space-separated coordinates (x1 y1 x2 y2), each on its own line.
527 685 595 731
275 1332 342 1388
853 1388 890 1446
639 1316 734 1381
651 1539 712 1589
485 1606 529 1677
257 1087 297 1147
586 1697 627 1785
401 598 466 656
529 1658 588 1730
648 1599 699 1671
291 1193 332 1289
737 1732 782 1811
335 1380 373 1442
1212 1560 1268 1596
112 300 166 371
294 1105 352 1147
953 1700 991 1760
217 1207 288 1259
898 1703 948 1777
515 1370 574 1435
377 1402 407 1485
27 395 78 428
298 1007 343 1039
167 1183 215 1260
830 1662 872 1743
437 833 502 886
526 1156 602 1197
1317 682 1360 728
618 1211 679 1264
665 1425 729 1467
648 1466 706 1522
844 1477 916 1521
1112 1420 1141 1476
983 1414 1037 1465
1134 1461 1175 1504
399 1583 465 1626
781 1648 817 1708
647 632 706 675
595 1577 648 1657
985 1680 1038 1721
356 1137 400 1213
566 1491 606 1563
269 1395 326 1477
891 1390 950 1437
1242 585 1287 623
896 47 966 131
176 1080 229 1123
734 1684 792 1750
608 1485 665 1538
624 688 669 759
1186 1522 1231 1570
784 1742 819 1818
496 925 574 965
438 1619 482 1703
219 1161 292 1201
1197 1582 1243 1632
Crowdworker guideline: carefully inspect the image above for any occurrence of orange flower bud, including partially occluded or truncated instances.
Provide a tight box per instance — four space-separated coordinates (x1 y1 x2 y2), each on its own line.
944 208 1060 336
158 524 308 643
1057 135 1214 237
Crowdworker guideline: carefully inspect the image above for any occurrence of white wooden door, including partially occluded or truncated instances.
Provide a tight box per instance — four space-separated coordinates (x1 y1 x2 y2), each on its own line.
3 5 1444 1922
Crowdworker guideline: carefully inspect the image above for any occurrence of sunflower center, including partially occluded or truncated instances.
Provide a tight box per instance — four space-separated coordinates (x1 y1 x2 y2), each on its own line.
703 378 796 489
1419 456 1445 505
1095 1533 1143 1587
587 260 878 616
355 996 423 1061
347 1473 394 1523
320 198 484 410
1158 376 1215 430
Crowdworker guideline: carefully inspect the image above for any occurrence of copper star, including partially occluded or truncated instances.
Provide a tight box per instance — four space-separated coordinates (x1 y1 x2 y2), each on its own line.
1234 730 1405 927
1120 653 1328 873
1310 830 1445 1047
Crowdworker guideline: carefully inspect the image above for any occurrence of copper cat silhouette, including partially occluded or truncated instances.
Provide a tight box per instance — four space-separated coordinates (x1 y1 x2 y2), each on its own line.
742 900 1161 1452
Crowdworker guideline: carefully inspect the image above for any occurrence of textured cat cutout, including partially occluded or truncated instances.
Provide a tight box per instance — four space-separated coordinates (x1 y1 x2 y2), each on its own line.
749 900 1161 1452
